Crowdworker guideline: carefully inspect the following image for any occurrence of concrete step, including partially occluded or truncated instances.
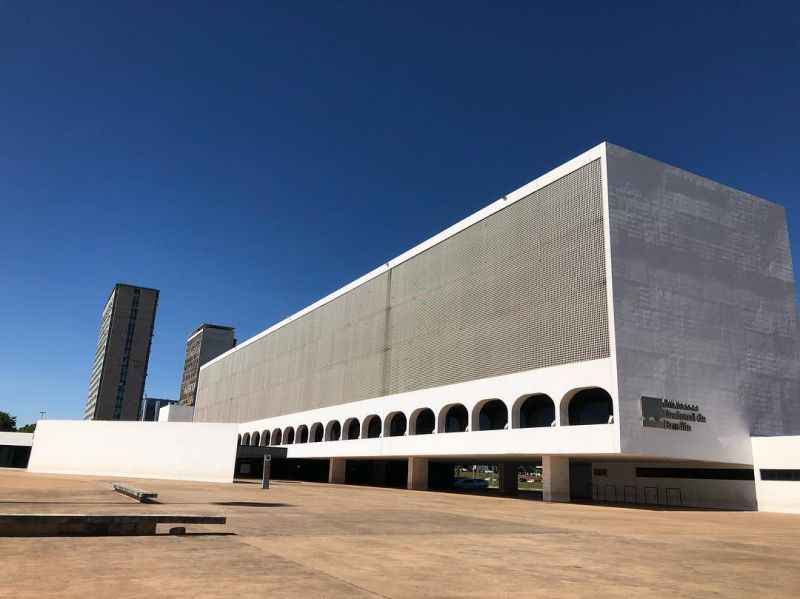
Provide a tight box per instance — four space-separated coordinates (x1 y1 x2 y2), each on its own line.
0 514 226 537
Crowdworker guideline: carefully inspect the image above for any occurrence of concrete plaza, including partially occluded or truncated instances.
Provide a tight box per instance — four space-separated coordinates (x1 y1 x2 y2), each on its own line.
1 468 798 598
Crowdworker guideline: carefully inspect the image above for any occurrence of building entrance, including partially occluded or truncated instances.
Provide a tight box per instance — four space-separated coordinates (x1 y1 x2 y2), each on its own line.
570 461 593 500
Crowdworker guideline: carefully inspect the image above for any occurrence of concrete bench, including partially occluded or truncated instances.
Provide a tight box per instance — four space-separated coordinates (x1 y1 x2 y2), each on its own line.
112 483 158 503
0 514 227 537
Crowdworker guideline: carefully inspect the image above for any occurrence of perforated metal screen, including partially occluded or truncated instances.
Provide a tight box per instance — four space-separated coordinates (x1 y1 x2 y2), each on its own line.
387 159 608 393
194 160 609 422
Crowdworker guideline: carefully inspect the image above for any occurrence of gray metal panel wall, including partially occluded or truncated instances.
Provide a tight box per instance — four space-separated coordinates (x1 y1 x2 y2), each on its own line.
387 160 608 394
194 160 609 423
607 144 800 460
195 273 390 423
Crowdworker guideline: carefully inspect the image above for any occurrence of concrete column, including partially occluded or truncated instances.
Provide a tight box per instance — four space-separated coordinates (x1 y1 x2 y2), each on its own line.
499 463 519 496
407 457 428 490
542 456 570 502
328 458 346 484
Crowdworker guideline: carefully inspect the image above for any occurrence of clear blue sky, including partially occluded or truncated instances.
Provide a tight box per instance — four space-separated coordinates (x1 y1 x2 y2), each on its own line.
1 2 798 426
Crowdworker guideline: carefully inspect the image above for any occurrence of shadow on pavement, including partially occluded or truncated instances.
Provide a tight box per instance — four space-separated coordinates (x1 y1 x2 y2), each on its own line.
212 501 291 508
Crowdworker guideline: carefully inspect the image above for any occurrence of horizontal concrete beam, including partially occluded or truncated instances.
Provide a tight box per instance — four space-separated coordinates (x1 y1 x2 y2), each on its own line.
283 424 619 460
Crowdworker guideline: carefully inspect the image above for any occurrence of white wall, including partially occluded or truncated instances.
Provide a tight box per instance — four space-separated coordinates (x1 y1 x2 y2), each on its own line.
752 436 800 514
590 460 756 510
158 404 195 422
0 432 34 447
27 420 238 483
608 144 794 464
284 425 618 460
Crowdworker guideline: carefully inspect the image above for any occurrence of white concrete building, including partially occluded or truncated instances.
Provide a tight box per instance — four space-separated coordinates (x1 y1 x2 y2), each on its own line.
186 142 800 510
24 142 800 511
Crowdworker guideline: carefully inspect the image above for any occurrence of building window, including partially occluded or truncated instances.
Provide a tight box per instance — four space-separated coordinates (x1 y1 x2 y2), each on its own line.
636 468 754 481
760 469 800 481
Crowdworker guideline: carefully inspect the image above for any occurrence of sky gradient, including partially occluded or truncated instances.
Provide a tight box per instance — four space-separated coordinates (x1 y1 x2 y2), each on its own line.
1 2 799 426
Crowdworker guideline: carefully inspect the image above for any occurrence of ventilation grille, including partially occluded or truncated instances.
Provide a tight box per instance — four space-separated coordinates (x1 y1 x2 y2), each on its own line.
194 160 609 422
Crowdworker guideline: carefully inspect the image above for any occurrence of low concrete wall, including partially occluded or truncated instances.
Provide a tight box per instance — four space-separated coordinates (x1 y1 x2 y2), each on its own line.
752 436 800 514
27 420 238 483
0 432 34 447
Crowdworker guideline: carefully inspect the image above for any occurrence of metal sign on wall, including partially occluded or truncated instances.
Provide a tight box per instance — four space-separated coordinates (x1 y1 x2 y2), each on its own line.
641 396 708 432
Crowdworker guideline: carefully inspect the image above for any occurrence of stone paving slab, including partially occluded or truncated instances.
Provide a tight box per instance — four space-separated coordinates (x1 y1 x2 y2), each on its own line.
1 469 799 598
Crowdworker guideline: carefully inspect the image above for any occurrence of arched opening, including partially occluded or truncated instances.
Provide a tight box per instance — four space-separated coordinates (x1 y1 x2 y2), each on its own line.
474 399 508 431
438 404 468 433
237 434 242 446
251 431 260 446
325 420 341 441
283 427 295 445
362 415 381 438
296 425 309 443
310 422 324 443
242 432 250 446
516 394 556 428
566 387 614 425
384 412 407 437
271 428 282 445
411 408 435 435
343 418 360 440
261 430 269 446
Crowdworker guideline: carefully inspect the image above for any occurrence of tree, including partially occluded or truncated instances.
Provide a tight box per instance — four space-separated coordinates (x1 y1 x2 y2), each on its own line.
0 411 17 432
17 423 36 433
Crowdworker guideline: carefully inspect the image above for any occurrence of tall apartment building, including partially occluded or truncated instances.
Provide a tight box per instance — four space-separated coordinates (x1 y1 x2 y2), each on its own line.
83 284 159 420
179 324 236 407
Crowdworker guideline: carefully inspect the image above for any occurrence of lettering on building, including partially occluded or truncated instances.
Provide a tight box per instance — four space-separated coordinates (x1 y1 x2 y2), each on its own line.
641 395 707 432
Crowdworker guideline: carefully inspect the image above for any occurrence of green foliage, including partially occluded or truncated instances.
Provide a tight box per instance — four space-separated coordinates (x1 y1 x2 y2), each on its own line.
0 412 34 432
0 411 17 432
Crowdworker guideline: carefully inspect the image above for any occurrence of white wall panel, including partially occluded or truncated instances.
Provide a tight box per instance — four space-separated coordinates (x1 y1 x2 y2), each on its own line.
752 436 800 513
27 420 237 483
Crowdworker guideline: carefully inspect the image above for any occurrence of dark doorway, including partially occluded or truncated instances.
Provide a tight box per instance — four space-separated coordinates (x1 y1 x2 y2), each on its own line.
569 461 593 500
273 458 329 482
345 459 408 488
429 461 457 490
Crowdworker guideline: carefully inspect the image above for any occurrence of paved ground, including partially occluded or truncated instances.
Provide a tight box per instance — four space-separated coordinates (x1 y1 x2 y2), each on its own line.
1 468 799 598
